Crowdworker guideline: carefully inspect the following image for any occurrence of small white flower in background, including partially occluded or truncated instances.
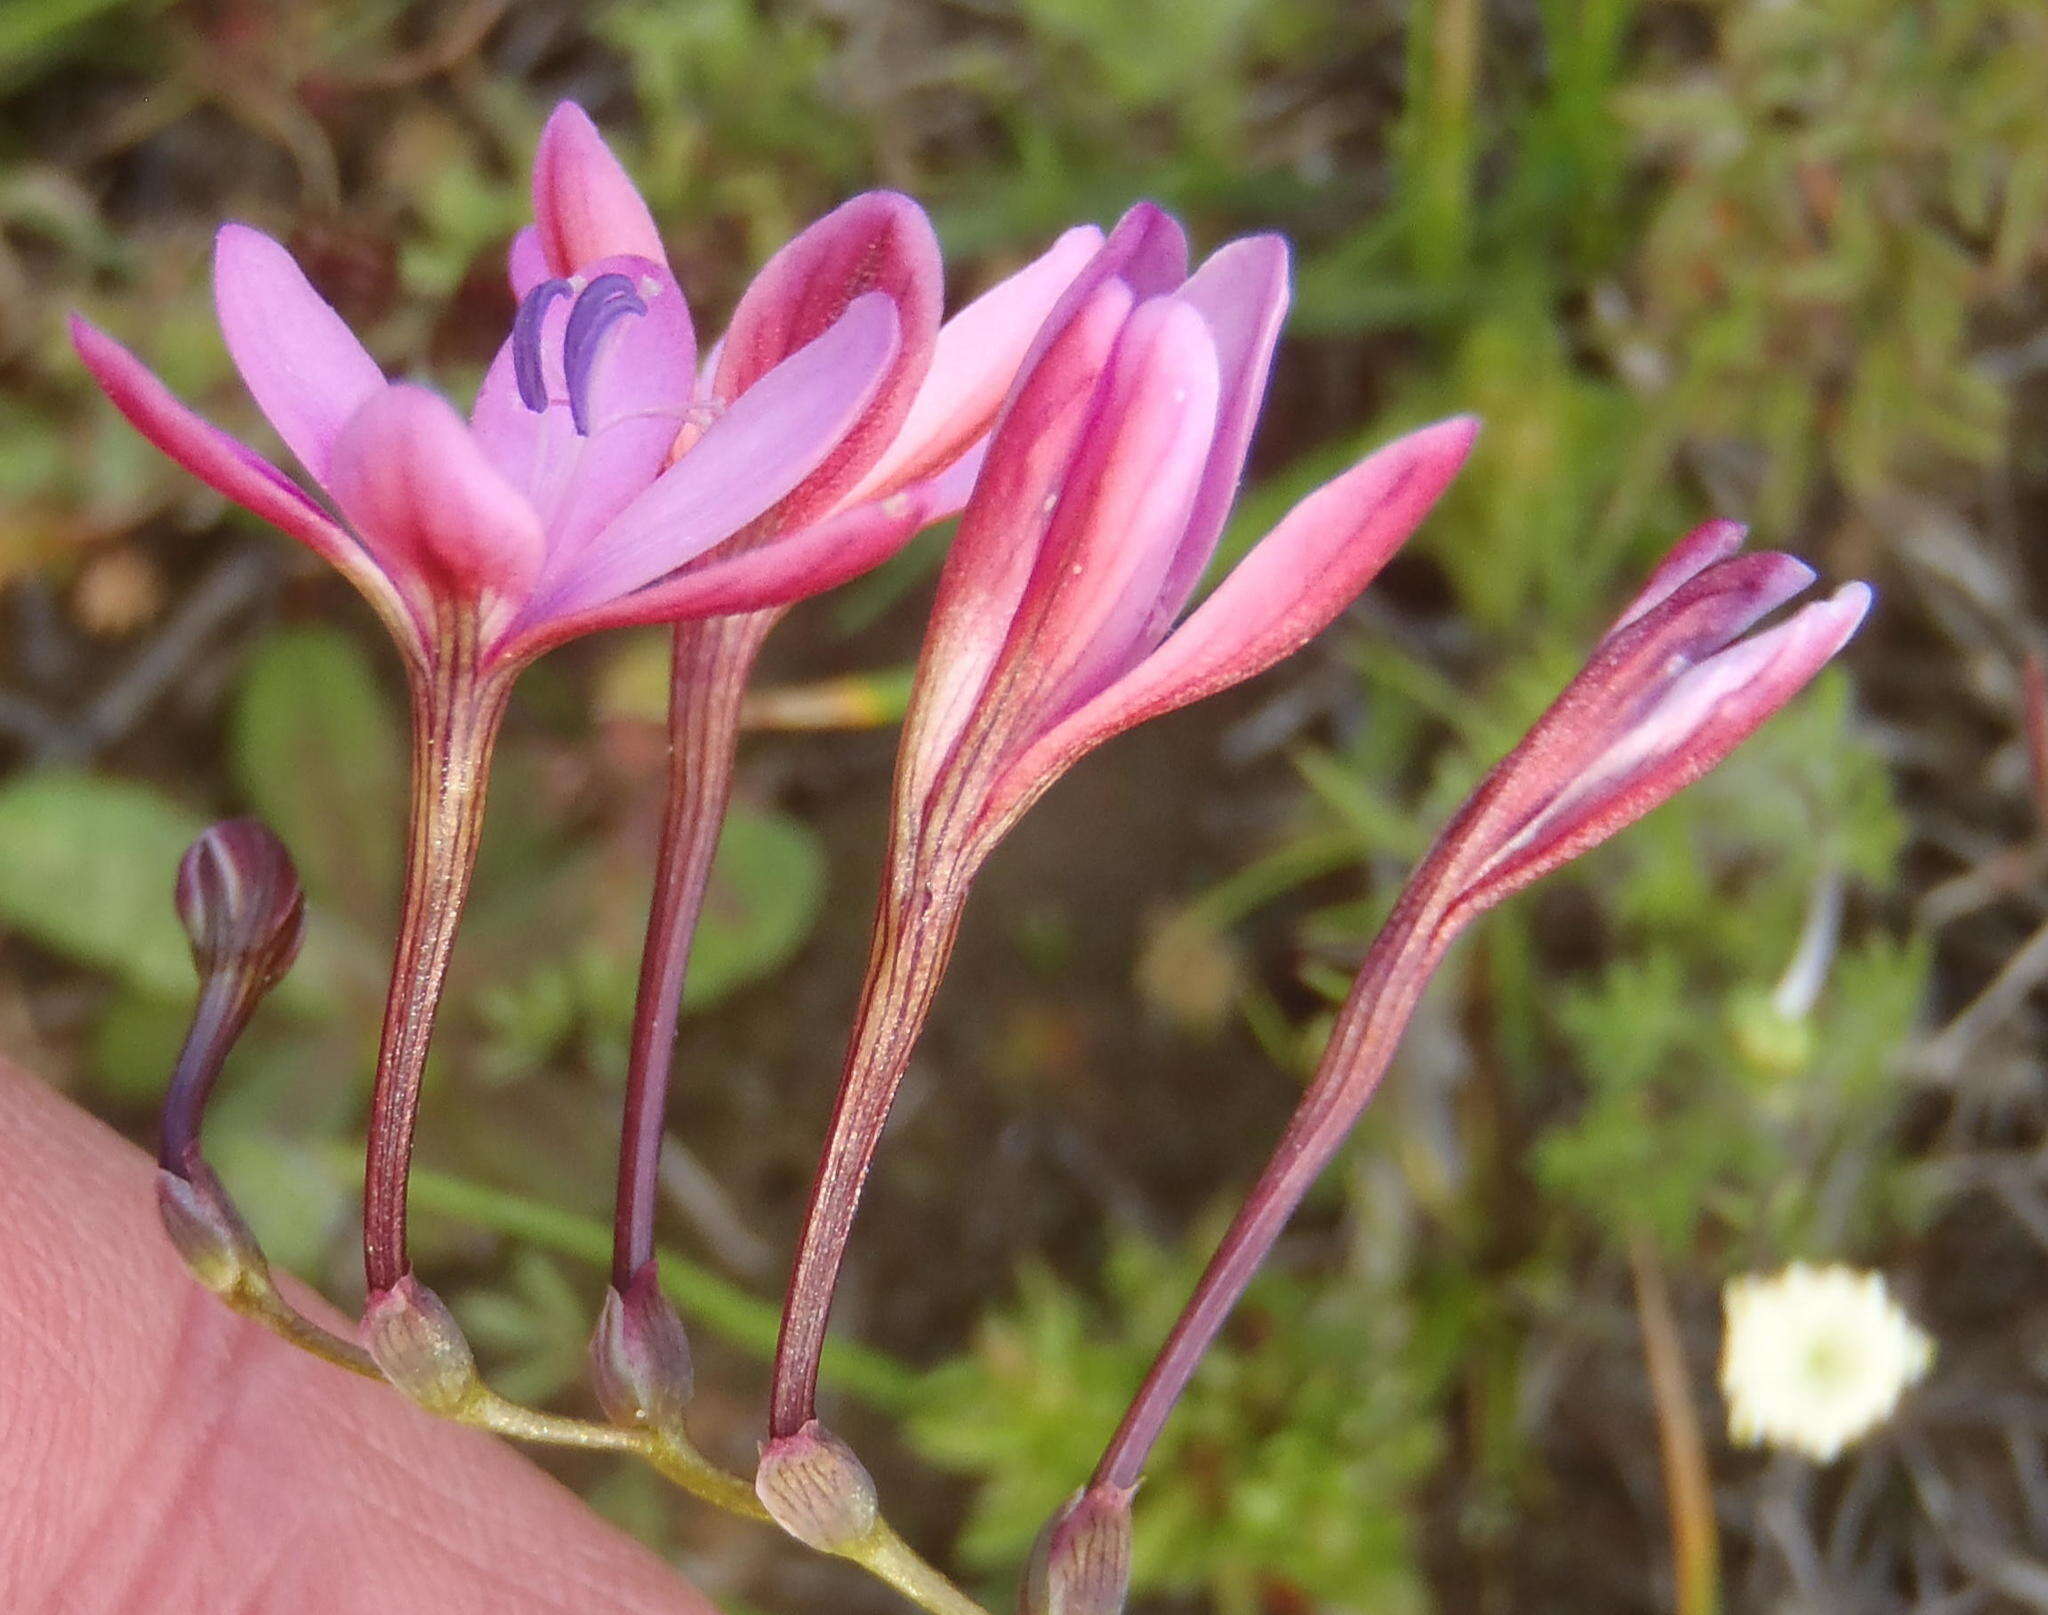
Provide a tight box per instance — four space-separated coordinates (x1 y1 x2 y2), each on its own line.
1720 1263 1934 1462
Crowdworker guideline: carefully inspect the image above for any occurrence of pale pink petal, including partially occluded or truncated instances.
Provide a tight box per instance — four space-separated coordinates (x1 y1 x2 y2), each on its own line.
1457 583 1873 918
212 224 386 487
508 225 549 297
533 292 901 617
843 224 1107 503
980 415 1477 829
990 297 1223 731
324 384 545 608
514 475 957 655
472 256 694 573
531 102 667 273
895 277 1136 817
1140 234 1291 642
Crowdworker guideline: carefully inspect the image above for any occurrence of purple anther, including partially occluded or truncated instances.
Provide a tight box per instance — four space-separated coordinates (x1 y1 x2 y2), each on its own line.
511 278 574 412
562 273 648 435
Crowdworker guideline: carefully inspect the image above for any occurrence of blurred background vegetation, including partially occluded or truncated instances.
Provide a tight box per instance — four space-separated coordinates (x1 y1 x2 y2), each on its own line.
2 0 2046 1610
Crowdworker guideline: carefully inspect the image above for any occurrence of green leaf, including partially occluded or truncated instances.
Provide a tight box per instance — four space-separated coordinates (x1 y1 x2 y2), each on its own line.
230 625 405 923
0 771 206 997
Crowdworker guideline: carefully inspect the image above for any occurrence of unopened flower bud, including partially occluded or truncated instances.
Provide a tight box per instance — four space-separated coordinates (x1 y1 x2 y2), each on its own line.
175 819 305 990
755 1420 879 1552
590 1263 694 1433
1021 1485 1133 1615
362 1273 479 1416
156 1162 266 1296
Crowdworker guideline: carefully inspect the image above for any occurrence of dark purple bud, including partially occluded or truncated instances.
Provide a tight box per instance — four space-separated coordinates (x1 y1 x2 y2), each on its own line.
174 819 305 990
755 1419 879 1552
156 1160 266 1295
511 277 574 412
362 1272 479 1415
1021 1485 1133 1615
590 1261 694 1433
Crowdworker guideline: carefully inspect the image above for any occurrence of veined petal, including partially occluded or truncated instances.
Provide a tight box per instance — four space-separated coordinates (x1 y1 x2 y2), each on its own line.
473 256 694 571
325 384 545 610
844 224 1107 504
712 192 943 522
895 277 1135 819
1456 583 1873 918
534 292 901 617
990 296 1222 732
213 224 385 487
1140 234 1291 643
531 102 667 274
981 415 1476 829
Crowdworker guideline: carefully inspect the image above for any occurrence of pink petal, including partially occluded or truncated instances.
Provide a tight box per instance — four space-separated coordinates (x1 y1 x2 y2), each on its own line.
981 415 1477 829
1457 583 1873 917
514 474 959 654
843 224 1107 503
534 292 901 618
1608 519 1748 633
989 296 1223 732
324 384 546 611
531 102 667 274
711 192 943 522
472 256 694 572
212 224 386 487
896 277 1137 818
1140 234 1291 643
508 225 549 297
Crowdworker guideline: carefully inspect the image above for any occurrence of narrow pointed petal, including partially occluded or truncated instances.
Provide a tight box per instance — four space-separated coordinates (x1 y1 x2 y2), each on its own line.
325 384 545 608
534 292 901 617
993 297 1223 730
1001 204 1188 404
473 256 694 571
1608 519 1748 632
212 224 385 486
519 473 960 653
982 416 1477 828
712 192 943 519
508 224 549 297
896 277 1136 817
531 102 667 274
1140 234 1292 640
1459 584 1873 917
844 224 1107 503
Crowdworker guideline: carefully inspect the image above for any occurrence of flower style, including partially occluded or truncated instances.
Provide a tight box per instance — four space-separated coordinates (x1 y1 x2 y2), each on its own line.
69 102 997 1299
1080 522 1872 1514
765 201 1479 1444
1721 1263 1933 1461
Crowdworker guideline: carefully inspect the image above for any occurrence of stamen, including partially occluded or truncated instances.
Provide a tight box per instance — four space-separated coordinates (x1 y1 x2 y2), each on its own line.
562 273 648 436
511 279 574 412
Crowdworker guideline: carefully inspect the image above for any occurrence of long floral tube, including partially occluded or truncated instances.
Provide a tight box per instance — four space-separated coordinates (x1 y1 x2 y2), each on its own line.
764 202 1478 1443
1090 523 1872 1491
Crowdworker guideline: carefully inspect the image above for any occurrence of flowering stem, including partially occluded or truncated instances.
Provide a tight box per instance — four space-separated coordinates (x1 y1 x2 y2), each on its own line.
1093 889 1451 1491
769 857 971 1438
363 627 512 1294
1628 1233 1721 1615
158 972 253 1176
614 611 772 1288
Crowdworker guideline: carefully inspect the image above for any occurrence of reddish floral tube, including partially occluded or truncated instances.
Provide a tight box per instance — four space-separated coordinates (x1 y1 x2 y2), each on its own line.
764 201 1479 1444
1088 521 1872 1494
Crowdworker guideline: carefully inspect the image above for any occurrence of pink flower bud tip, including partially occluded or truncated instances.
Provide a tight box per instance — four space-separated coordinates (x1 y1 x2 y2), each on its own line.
1021 1484 1134 1615
589 1262 694 1433
174 819 305 989
361 1272 479 1416
755 1419 880 1552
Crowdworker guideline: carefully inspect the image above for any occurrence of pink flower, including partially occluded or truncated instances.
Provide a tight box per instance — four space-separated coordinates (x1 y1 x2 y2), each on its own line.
1087 521 1872 1497
764 202 1478 1444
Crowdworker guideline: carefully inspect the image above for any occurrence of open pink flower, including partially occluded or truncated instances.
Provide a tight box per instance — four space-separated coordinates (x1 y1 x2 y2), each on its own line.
1083 522 1872 1512
763 202 1478 1448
